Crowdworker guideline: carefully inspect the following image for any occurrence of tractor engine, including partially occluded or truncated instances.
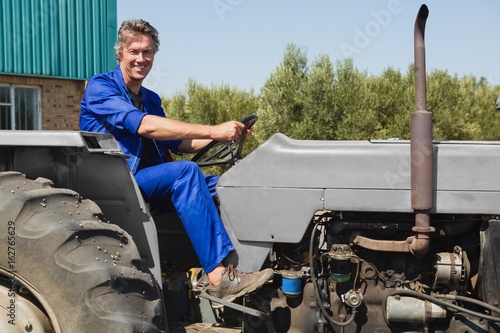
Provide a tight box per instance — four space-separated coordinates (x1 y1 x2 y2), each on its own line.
246 211 498 333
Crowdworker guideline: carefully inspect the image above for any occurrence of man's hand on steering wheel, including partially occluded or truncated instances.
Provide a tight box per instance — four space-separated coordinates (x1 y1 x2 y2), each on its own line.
191 114 258 167
210 121 246 142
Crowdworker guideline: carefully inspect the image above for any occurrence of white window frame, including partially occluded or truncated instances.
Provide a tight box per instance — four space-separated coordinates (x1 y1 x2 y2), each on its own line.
0 84 41 130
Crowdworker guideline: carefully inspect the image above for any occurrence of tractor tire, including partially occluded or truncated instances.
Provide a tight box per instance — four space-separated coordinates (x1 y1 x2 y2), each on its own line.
0 172 164 332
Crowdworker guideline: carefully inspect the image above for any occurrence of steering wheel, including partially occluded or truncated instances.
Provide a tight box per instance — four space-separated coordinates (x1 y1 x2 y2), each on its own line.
191 114 258 167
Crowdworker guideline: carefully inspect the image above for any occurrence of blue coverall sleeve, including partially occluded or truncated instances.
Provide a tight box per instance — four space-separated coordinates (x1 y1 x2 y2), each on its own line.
81 75 145 134
140 89 183 154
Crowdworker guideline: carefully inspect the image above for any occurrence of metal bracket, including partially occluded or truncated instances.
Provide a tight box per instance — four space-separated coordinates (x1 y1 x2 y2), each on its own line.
195 290 268 319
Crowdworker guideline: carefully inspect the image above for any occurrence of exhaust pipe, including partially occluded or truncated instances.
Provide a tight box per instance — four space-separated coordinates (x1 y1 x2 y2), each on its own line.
350 5 435 256
409 4 435 258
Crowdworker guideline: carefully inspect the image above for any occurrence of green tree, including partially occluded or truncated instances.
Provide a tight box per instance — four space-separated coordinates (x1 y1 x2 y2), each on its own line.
295 54 336 140
257 45 384 142
427 70 477 140
367 66 414 140
256 43 308 143
330 59 380 140
424 71 500 141
456 76 500 141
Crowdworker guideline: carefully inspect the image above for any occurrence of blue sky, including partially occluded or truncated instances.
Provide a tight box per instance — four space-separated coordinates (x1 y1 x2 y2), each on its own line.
117 1 500 98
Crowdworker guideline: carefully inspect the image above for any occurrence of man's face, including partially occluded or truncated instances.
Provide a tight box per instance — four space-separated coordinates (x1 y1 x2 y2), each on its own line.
119 34 155 86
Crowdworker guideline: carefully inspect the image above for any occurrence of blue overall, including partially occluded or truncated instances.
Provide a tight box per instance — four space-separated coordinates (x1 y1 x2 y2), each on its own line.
80 66 234 272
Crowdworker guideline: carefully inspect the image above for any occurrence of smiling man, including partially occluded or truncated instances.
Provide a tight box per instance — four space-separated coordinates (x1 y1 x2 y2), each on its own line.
119 33 153 94
79 19 273 304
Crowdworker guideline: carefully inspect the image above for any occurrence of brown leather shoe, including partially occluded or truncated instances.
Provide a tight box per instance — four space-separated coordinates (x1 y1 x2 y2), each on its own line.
207 264 274 303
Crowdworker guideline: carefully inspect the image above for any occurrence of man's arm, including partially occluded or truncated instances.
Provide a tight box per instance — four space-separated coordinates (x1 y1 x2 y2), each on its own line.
137 114 245 153
177 139 213 154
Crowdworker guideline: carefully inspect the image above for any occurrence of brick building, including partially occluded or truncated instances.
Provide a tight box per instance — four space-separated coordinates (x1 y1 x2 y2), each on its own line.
0 0 117 130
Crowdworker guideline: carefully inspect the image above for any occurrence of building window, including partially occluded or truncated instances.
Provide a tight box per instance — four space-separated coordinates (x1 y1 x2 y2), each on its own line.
0 85 41 130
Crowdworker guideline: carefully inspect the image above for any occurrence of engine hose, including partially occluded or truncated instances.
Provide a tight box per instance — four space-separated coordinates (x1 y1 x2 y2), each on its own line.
388 289 500 323
434 294 500 315
309 222 357 328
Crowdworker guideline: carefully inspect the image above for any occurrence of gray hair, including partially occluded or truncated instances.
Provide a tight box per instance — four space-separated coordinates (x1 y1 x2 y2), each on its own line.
114 19 160 62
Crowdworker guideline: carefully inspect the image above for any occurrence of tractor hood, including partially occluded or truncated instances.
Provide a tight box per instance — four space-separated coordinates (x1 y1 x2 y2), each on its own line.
217 133 500 244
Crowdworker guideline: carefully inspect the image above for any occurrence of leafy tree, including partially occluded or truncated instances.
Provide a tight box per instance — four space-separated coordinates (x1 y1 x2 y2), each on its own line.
256 44 308 143
426 71 500 140
330 59 379 140
367 66 415 140
427 70 477 140
295 54 336 140
456 76 500 141
257 44 384 142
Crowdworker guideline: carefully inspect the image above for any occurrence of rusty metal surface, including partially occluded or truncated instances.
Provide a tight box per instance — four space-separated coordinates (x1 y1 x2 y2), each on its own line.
409 4 433 258
351 233 411 253
414 4 429 112
410 112 433 211
411 4 433 212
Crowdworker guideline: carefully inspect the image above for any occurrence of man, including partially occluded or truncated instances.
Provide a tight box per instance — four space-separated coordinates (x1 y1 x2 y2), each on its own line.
80 19 273 303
